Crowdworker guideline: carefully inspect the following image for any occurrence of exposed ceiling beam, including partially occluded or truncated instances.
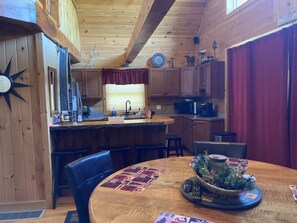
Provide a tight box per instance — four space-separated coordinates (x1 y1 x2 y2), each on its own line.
125 0 175 64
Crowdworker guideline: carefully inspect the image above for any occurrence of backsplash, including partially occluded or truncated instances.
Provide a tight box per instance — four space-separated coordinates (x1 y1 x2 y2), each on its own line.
82 96 225 115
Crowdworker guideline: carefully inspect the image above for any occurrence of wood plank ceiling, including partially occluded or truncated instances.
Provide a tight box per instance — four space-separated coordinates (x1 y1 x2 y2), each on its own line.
73 0 207 68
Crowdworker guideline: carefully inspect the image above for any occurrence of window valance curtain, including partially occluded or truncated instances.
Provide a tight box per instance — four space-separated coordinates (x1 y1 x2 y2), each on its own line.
102 68 149 85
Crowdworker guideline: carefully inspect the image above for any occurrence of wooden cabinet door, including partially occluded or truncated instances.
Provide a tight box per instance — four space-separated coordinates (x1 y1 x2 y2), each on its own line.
198 61 225 98
71 69 102 99
210 62 225 99
71 69 85 97
193 121 211 141
199 65 207 97
180 67 195 97
194 66 200 96
192 119 225 141
165 68 180 97
184 122 193 152
84 69 102 99
149 69 165 97
209 120 225 141
183 118 225 152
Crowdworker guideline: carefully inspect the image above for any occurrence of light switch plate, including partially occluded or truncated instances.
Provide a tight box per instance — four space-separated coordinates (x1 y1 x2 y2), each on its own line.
156 105 161 110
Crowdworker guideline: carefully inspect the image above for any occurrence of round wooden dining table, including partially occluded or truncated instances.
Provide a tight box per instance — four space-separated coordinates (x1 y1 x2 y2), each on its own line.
89 156 297 223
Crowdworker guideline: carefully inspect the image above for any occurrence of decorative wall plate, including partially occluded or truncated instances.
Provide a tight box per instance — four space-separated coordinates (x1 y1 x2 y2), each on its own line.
152 53 166 68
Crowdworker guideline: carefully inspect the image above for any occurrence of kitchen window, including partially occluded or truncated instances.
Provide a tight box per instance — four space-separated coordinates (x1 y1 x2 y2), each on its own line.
105 84 146 114
226 0 248 14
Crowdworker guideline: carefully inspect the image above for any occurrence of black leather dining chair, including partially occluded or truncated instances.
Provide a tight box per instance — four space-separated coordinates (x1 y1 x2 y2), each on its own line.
64 151 115 223
193 141 247 159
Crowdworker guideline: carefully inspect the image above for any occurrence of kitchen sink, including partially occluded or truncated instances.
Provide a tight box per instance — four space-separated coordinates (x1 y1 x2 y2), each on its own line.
123 114 146 120
83 114 146 122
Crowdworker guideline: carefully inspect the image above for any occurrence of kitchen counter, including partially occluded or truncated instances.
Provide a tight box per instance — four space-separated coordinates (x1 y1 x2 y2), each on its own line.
50 114 174 130
49 115 173 168
167 114 224 121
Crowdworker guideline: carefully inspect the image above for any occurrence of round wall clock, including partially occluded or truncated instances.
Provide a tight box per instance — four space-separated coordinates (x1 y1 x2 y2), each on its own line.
152 53 166 68
0 58 30 110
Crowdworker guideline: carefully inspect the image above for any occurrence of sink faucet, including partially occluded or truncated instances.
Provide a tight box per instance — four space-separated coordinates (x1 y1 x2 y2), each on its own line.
125 100 131 115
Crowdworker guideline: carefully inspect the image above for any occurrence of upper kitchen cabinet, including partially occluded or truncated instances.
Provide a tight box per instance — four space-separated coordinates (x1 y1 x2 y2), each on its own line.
149 68 180 98
71 69 102 100
198 61 225 98
180 66 196 97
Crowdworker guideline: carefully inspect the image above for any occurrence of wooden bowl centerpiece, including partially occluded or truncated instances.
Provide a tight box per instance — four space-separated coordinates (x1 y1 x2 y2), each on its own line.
190 153 255 197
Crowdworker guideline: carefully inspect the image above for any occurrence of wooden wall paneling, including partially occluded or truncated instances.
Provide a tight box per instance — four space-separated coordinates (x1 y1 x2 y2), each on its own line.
73 0 207 69
27 34 45 201
59 0 80 49
16 36 36 201
274 0 296 18
5 38 26 202
198 0 277 62
35 32 53 208
35 3 80 63
51 0 60 27
0 41 5 203
0 41 15 204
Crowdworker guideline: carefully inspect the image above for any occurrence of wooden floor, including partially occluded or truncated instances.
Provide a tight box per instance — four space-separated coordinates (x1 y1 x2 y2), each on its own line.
9 196 76 223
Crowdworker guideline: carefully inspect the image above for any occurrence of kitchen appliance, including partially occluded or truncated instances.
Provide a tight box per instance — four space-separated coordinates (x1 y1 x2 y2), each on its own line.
71 82 83 122
174 100 197 114
200 102 216 117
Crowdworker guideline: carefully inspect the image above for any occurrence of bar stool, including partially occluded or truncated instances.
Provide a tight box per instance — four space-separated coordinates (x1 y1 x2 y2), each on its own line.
136 144 166 163
97 145 130 170
166 133 184 157
51 147 88 209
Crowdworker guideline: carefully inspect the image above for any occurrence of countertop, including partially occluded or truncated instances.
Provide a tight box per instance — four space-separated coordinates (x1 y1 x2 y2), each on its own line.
166 113 225 121
50 114 174 130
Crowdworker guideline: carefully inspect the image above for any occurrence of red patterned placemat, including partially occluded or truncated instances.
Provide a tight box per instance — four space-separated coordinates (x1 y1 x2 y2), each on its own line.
155 212 216 223
101 166 165 192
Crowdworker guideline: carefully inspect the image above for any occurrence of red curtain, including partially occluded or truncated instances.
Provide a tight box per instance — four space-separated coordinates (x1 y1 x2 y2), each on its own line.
227 44 251 143
228 29 290 167
102 68 148 85
247 30 289 166
289 25 297 169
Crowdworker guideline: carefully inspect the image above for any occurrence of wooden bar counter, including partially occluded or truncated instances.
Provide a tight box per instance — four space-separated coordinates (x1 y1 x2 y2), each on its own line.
50 115 174 167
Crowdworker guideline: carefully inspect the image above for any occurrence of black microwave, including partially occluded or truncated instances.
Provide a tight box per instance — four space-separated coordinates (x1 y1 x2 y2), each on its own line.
174 101 197 114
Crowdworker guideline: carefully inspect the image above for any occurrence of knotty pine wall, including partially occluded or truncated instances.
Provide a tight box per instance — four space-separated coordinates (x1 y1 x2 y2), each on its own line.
197 0 297 116
198 0 297 62
0 33 58 209
59 0 80 50
72 0 206 69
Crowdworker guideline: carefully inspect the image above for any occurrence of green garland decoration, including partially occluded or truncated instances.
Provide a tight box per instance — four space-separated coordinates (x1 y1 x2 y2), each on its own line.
192 154 254 191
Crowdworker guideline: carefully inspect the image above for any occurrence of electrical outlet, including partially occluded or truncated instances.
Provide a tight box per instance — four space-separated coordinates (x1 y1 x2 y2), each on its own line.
156 105 161 110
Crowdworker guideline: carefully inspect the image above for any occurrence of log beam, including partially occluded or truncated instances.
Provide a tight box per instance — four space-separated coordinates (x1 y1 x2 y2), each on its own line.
125 0 175 64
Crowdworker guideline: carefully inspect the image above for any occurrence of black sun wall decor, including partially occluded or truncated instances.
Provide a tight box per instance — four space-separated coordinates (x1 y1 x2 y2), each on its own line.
0 58 31 110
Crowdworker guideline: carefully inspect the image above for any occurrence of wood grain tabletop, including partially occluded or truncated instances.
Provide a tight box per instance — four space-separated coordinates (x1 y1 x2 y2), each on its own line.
89 156 297 223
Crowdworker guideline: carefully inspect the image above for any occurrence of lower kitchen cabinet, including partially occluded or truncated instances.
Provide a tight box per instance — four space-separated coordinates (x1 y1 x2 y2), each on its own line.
183 117 225 153
167 115 225 153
